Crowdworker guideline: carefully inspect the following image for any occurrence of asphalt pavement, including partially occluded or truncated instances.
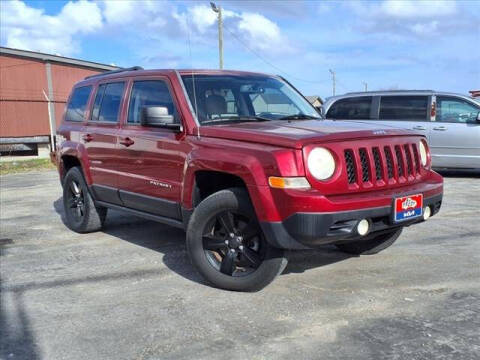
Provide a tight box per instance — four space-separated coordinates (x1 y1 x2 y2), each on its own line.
1 170 479 360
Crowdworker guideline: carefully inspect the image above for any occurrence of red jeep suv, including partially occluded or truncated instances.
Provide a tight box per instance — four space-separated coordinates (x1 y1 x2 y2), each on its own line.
55 67 443 291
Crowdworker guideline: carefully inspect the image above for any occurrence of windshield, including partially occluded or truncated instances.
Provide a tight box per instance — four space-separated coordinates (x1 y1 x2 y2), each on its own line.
181 74 320 125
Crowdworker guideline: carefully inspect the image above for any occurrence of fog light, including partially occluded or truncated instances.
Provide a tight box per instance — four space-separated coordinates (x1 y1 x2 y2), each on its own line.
423 206 432 220
357 219 370 236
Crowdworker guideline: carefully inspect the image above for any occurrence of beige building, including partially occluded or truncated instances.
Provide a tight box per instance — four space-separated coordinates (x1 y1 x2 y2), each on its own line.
305 95 323 110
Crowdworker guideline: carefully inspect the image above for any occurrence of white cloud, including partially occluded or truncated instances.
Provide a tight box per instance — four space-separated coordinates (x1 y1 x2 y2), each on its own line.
102 0 170 27
237 13 282 48
0 0 102 55
348 0 463 37
1 0 291 59
173 4 291 54
380 0 457 19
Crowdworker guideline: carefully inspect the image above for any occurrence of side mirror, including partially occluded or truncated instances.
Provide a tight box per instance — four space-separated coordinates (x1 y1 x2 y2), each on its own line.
477 111 480 122
141 106 182 132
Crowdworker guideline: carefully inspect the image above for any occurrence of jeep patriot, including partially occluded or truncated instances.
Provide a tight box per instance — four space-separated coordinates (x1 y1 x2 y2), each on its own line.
55 67 443 291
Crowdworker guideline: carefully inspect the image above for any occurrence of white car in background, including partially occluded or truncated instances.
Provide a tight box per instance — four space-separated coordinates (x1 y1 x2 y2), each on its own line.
322 91 480 169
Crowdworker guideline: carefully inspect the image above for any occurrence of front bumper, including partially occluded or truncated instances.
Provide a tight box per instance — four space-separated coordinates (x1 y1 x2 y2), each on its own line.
260 193 443 249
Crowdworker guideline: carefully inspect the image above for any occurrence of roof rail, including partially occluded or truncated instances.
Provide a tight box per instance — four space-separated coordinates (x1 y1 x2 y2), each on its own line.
84 66 144 80
345 90 434 95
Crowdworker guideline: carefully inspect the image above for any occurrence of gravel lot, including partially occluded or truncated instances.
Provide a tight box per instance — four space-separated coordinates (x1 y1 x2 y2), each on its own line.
1 170 479 360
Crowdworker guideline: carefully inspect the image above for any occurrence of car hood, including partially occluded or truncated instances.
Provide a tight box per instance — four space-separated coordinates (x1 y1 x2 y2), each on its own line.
199 119 419 149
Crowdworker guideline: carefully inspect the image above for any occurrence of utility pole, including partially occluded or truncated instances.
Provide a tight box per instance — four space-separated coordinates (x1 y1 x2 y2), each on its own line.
210 2 223 69
362 82 368 92
329 69 336 96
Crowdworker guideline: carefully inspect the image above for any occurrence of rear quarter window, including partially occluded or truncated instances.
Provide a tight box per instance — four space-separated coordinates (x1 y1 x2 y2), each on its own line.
326 97 372 119
379 96 428 120
65 86 92 122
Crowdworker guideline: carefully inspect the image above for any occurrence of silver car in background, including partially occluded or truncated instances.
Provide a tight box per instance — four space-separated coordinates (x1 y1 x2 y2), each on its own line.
322 90 480 169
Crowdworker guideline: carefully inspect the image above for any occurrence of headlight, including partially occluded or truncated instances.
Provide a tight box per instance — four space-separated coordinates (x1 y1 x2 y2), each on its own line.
307 147 336 180
419 140 428 167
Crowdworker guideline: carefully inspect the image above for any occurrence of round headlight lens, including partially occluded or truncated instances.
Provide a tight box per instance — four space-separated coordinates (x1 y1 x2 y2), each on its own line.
307 147 336 180
419 140 428 167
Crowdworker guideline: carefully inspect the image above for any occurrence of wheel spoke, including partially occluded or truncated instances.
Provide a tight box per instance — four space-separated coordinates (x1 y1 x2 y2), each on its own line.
75 206 82 218
218 212 235 234
241 221 259 241
242 247 262 268
67 198 77 208
203 234 227 251
79 204 85 217
220 250 236 275
70 181 81 196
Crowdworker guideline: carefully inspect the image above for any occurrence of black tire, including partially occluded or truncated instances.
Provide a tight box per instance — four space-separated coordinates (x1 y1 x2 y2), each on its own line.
335 228 403 255
63 167 107 233
186 188 287 292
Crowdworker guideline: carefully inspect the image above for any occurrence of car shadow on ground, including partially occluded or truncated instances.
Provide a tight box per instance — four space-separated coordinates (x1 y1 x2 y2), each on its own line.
435 169 480 178
53 197 351 288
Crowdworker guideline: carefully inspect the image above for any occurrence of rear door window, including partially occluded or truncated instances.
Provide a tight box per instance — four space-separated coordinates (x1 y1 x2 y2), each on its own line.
90 82 125 123
65 85 92 122
326 97 372 119
379 96 428 120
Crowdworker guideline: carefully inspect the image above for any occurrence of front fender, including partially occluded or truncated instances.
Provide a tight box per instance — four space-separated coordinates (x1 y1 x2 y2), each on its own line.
181 147 268 204
180 146 291 222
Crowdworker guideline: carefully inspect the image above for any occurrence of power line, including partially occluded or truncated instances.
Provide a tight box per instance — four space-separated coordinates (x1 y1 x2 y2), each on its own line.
222 22 327 85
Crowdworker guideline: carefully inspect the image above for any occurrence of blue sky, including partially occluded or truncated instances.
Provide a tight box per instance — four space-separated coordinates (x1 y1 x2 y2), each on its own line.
1 0 479 98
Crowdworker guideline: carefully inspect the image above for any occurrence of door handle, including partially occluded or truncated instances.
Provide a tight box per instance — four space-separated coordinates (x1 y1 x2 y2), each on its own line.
82 134 93 142
412 126 426 130
433 126 447 131
119 137 135 147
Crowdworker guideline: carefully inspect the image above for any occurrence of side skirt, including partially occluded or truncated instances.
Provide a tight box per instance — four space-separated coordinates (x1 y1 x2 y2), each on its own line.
95 200 185 230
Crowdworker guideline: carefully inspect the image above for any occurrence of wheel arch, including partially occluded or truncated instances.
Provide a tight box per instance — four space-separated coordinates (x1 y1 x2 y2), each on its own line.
59 142 92 184
192 170 249 207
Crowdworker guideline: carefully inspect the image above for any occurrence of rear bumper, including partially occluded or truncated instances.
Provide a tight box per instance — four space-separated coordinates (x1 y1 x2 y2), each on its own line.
260 192 443 249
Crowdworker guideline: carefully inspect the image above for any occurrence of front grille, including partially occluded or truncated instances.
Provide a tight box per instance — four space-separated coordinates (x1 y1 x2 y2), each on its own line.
344 142 421 187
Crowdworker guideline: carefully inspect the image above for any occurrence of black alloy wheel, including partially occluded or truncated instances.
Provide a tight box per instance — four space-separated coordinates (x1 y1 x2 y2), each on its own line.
186 188 287 292
62 166 107 233
66 180 85 222
202 210 265 277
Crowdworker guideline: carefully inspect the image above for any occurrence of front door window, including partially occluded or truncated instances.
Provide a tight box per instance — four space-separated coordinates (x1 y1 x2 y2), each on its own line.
436 97 480 124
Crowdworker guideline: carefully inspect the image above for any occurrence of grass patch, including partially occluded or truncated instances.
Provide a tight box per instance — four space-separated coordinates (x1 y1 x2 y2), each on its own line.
0 158 56 175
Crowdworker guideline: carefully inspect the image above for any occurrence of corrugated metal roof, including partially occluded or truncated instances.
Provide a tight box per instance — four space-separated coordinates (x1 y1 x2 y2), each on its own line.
0 47 119 71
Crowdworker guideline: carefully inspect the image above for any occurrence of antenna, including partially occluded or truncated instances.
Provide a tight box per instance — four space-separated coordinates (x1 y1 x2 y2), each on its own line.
186 15 200 139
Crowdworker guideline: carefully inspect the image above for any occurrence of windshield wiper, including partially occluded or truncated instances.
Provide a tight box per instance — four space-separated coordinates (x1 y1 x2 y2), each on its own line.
202 116 272 125
278 114 321 121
